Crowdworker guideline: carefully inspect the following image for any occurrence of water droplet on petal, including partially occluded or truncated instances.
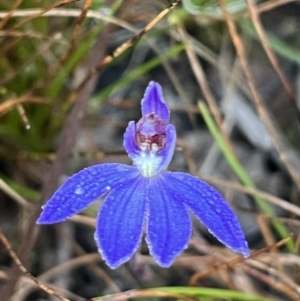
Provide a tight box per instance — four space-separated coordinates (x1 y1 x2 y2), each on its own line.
205 191 213 197
208 200 214 205
75 187 84 195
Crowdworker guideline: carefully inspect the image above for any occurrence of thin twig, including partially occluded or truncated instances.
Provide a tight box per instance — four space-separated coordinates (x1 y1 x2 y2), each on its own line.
59 0 93 66
177 26 223 127
12 0 79 29
218 0 300 192
238 0 298 19
189 237 291 285
69 0 182 103
246 259 300 294
0 0 23 29
0 94 49 116
201 176 300 217
0 227 70 301
0 8 135 32
11 253 104 300
242 264 300 300
0 178 31 208
0 29 55 39
246 0 296 107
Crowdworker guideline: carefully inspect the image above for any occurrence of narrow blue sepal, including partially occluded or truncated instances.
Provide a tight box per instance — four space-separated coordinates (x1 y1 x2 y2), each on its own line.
123 120 139 159
146 176 191 267
37 163 139 224
95 176 147 269
161 172 249 258
156 124 177 173
141 81 170 122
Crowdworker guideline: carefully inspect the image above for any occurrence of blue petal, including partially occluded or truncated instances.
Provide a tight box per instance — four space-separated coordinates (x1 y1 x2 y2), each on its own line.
161 172 249 257
95 176 147 268
123 120 139 159
141 81 170 122
157 124 177 173
146 176 191 267
37 164 139 224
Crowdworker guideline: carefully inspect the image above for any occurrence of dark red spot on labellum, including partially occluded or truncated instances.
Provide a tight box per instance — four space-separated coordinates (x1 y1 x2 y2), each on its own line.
136 113 167 151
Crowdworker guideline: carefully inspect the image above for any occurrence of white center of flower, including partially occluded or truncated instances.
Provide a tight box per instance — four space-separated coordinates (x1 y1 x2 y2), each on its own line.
133 143 162 177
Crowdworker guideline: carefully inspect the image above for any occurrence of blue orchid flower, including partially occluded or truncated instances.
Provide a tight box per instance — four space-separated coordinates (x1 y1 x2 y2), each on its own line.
37 81 249 268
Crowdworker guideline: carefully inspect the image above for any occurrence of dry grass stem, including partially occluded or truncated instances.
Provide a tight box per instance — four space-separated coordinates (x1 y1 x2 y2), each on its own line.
202 176 300 217
69 0 181 104
0 178 31 208
0 228 70 301
59 0 94 66
11 0 79 29
218 0 300 192
0 95 49 116
189 237 291 285
0 0 23 29
177 26 222 127
246 0 296 106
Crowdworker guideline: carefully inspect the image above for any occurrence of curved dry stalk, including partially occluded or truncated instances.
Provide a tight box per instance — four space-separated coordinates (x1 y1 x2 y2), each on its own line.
242 264 300 300
0 29 59 39
0 178 32 208
177 26 222 128
238 0 298 19
218 0 300 192
189 237 291 286
11 253 105 301
0 9 136 32
0 0 23 29
12 0 79 29
0 95 49 116
0 227 70 301
246 0 296 106
246 259 300 293
201 176 300 217
177 26 243 162
59 0 94 66
69 0 182 103
259 252 300 266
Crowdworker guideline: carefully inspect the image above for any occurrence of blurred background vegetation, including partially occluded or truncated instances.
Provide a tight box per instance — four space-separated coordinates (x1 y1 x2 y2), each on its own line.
1 0 300 300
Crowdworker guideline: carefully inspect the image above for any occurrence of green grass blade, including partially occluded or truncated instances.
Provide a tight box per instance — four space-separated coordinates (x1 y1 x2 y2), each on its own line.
154 287 277 301
94 287 276 301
